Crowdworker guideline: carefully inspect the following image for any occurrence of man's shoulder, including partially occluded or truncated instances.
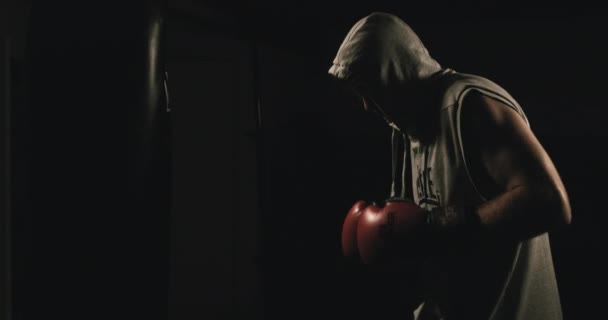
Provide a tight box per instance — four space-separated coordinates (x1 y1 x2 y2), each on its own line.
437 70 525 123
436 70 507 109
439 71 504 96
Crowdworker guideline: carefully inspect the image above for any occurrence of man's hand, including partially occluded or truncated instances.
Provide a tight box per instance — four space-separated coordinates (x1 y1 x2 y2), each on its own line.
425 205 483 254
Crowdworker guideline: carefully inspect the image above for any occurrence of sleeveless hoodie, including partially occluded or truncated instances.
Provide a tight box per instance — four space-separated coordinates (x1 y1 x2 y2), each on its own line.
328 12 562 320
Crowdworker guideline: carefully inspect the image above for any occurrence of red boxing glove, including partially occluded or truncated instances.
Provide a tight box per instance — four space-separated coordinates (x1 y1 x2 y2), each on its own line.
341 200 369 258
341 199 482 264
355 199 428 265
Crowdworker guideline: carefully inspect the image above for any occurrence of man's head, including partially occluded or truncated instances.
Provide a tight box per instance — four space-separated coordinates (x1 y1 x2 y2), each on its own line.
328 12 443 133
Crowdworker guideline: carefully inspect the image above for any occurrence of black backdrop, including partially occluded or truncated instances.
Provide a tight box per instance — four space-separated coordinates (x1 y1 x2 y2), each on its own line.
6 1 608 319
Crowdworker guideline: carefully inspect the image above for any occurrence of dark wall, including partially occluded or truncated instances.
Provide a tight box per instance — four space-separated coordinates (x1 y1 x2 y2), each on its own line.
6 1 607 319
3 2 32 319
166 17 262 319
1 34 11 320
12 2 170 319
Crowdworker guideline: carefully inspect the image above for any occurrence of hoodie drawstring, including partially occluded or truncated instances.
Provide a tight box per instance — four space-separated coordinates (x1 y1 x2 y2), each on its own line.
390 127 409 200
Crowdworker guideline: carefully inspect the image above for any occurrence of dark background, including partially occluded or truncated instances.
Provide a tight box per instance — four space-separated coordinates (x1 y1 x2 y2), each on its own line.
3 0 608 319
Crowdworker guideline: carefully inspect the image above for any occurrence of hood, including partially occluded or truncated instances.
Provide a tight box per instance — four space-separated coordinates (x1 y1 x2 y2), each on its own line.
328 12 442 90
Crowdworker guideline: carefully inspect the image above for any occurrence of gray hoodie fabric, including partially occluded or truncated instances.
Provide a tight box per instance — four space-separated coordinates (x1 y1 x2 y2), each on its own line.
328 12 441 88
329 12 563 320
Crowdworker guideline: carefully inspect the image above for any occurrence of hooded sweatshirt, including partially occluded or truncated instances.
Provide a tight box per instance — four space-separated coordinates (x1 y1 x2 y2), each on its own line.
329 12 563 320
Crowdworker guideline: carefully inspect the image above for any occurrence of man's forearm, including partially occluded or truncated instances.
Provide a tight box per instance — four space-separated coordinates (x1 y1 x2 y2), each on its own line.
426 183 569 253
475 184 569 242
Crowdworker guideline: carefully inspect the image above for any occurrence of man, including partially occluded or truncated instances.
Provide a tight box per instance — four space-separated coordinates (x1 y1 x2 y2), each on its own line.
330 12 571 320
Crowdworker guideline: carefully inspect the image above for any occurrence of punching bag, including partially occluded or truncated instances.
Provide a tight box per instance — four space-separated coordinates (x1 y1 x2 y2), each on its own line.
20 1 169 319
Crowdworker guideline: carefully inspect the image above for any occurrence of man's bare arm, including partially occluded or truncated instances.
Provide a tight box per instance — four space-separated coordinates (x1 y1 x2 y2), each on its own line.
461 91 571 242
